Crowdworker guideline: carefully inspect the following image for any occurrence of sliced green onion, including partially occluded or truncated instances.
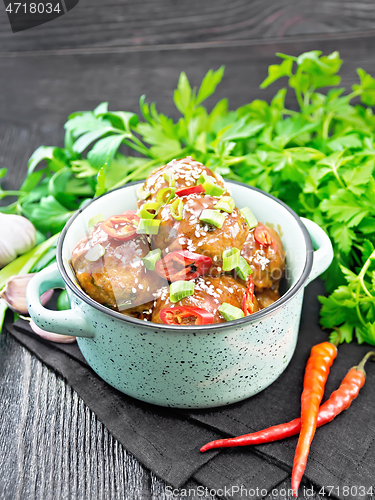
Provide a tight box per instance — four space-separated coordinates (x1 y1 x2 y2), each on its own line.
240 207 258 229
86 244 105 262
203 182 226 197
163 170 175 187
169 280 195 303
222 247 240 271
170 198 184 220
199 209 226 229
197 172 226 197
136 219 161 235
197 172 212 185
156 187 176 204
218 303 244 321
136 186 151 200
236 256 252 280
88 214 105 232
143 249 162 270
213 200 231 213
137 201 162 219
215 196 235 213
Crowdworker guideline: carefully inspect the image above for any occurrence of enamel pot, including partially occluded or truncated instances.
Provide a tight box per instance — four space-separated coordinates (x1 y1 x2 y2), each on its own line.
27 181 333 409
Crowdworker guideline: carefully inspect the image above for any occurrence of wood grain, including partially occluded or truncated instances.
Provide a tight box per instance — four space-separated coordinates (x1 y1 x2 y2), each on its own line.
1 0 375 53
2 33 375 193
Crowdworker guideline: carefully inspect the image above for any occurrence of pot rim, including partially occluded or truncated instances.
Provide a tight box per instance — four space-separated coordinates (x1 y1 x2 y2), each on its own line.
57 180 313 332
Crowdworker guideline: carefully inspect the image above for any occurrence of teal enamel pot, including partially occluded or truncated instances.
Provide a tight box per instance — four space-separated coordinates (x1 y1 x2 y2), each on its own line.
27 181 333 409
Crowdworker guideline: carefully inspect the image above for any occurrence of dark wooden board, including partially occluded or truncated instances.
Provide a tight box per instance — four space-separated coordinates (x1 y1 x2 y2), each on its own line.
1 0 375 52
2 33 375 193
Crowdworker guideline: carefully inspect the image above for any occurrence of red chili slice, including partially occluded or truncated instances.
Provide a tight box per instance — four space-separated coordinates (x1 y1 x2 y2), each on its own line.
254 223 274 247
101 212 140 241
242 276 255 316
175 185 205 197
160 306 214 325
155 250 212 282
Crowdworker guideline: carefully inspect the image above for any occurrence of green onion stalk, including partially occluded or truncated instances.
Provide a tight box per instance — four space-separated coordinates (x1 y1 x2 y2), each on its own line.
0 233 60 332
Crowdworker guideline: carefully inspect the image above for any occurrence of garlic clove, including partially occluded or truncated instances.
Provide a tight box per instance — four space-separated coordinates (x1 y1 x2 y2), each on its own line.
0 274 53 315
0 214 36 268
30 320 76 343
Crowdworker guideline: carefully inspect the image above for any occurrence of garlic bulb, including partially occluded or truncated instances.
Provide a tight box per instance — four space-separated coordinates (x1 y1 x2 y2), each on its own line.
0 274 53 315
30 320 76 344
0 213 36 268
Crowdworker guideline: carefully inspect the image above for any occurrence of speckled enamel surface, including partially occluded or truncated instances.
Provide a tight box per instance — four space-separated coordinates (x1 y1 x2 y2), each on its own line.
68 287 303 408
27 181 333 409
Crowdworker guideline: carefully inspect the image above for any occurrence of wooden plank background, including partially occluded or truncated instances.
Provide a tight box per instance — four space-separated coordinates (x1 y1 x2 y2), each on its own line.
1 1 375 498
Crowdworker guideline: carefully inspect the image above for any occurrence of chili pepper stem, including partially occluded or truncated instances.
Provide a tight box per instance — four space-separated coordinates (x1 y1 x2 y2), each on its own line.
330 330 341 348
355 351 375 375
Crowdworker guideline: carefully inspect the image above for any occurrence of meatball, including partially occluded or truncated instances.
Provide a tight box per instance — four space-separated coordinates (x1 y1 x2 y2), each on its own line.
152 275 259 324
241 223 285 292
255 287 281 309
151 194 249 275
120 303 154 321
71 223 165 313
137 157 227 207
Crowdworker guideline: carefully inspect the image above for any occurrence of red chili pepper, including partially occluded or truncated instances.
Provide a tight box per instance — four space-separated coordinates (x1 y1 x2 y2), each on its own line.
291 341 338 497
160 306 214 325
155 250 212 282
254 223 273 247
242 276 255 315
200 351 375 453
101 212 140 241
175 185 205 197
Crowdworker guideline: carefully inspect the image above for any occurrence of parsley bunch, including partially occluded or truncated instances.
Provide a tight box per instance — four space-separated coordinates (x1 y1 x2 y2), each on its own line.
1 50 375 345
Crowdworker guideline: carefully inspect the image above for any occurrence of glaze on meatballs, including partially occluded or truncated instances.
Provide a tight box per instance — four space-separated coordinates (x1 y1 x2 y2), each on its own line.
70 155 286 325
137 157 227 208
152 275 259 324
241 223 285 292
151 193 249 275
71 223 165 313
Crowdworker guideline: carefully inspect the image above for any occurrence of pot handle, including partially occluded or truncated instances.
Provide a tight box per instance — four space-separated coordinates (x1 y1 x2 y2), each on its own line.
301 217 334 287
26 263 94 339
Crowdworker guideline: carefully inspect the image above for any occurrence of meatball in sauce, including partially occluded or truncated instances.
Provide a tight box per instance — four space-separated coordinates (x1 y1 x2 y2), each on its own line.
137 156 227 208
241 223 285 292
152 275 259 325
71 223 165 313
71 157 285 325
152 193 249 275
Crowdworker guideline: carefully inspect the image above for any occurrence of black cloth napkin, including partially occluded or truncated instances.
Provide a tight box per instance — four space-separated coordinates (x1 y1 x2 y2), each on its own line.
6 279 375 500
